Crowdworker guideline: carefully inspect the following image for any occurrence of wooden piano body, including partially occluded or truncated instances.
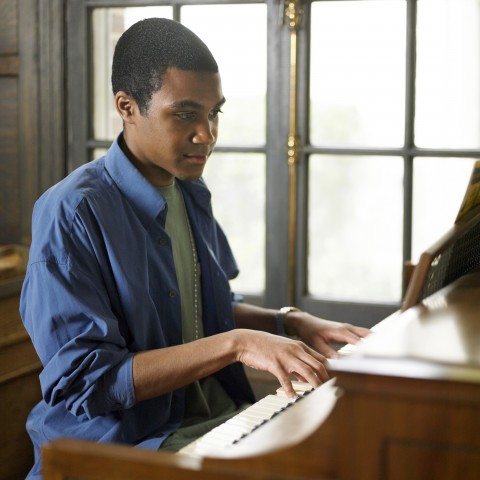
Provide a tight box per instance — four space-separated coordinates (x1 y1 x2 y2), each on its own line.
43 269 480 480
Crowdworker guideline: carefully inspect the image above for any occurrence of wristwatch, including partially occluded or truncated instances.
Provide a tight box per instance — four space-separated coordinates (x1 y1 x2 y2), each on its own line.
275 306 300 336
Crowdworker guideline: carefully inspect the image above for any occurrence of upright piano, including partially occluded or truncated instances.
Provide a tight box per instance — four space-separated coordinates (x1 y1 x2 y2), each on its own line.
42 266 480 480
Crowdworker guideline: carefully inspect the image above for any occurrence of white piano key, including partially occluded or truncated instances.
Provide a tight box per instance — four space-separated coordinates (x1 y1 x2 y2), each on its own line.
258 394 296 407
200 430 238 444
226 413 272 430
291 381 313 392
224 421 259 435
197 434 228 447
211 419 255 434
239 405 278 418
276 381 313 397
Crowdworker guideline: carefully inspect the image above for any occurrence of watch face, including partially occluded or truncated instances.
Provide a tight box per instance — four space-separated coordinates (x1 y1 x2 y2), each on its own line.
280 306 299 314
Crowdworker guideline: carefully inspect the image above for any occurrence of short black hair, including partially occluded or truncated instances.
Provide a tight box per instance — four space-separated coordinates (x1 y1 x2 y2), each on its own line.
112 18 218 115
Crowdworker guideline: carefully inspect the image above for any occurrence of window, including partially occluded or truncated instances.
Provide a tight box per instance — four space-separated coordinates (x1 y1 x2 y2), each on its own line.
303 0 479 322
308 0 406 302
68 0 480 327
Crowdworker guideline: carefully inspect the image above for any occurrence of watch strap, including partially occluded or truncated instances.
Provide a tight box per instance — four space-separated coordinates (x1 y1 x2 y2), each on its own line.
275 306 300 336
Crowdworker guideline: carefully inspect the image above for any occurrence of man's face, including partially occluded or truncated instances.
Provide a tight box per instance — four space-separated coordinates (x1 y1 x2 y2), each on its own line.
121 68 225 187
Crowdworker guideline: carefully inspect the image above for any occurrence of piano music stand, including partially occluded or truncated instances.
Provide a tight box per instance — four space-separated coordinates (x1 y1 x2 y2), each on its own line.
402 209 480 311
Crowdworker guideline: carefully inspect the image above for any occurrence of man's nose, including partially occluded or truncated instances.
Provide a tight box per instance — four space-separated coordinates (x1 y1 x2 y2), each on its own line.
192 120 216 145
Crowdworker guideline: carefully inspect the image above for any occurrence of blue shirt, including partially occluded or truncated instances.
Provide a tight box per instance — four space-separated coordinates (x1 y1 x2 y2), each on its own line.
20 135 254 479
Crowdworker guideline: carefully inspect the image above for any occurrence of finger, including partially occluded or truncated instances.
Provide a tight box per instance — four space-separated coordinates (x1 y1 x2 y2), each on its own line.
303 346 331 377
317 343 340 359
303 343 329 363
290 364 328 388
350 325 371 338
302 340 338 362
292 373 308 383
275 372 297 399
290 355 329 386
326 328 363 345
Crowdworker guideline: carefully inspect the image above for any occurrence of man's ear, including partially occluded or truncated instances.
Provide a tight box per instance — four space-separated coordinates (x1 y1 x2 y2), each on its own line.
115 91 138 123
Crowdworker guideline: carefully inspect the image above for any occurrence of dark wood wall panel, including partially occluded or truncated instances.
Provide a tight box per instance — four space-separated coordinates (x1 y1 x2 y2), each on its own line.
0 78 21 244
0 0 65 254
0 0 17 55
0 0 20 244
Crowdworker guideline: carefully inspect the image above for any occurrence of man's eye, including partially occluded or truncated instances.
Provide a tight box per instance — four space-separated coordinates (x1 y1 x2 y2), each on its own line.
176 112 196 120
209 108 223 120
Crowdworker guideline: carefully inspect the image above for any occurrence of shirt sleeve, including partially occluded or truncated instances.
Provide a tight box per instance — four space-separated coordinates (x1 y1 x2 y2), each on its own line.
21 258 136 419
21 198 137 419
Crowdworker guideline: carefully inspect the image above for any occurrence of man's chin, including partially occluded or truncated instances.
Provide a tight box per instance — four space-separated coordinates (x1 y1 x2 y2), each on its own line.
177 167 206 182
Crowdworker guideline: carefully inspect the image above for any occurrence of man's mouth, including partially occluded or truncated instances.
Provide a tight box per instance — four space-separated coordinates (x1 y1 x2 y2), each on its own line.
185 152 209 164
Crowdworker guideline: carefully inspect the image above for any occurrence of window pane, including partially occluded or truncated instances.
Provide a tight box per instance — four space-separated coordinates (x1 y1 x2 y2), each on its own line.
182 4 267 146
310 0 406 147
92 149 108 162
412 157 477 261
92 7 173 141
202 153 265 294
416 0 480 149
308 155 403 302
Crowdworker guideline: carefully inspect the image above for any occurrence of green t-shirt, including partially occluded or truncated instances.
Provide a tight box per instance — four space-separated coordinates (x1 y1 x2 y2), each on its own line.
158 182 249 451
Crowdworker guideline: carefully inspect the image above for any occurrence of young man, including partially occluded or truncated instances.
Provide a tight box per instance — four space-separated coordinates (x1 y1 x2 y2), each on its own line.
20 18 369 478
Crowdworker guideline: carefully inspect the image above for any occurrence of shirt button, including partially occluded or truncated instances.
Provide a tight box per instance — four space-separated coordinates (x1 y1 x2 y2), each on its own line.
168 291 177 298
158 237 168 246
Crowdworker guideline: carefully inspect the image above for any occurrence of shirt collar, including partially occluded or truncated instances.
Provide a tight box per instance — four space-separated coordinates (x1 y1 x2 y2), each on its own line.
104 133 212 227
178 177 212 214
104 134 166 228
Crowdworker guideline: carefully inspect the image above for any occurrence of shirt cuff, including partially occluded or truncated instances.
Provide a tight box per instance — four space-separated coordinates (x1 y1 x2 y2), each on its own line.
87 354 136 417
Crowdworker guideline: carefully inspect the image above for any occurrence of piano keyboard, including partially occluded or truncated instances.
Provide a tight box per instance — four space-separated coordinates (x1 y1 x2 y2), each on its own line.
179 312 398 458
178 381 315 457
